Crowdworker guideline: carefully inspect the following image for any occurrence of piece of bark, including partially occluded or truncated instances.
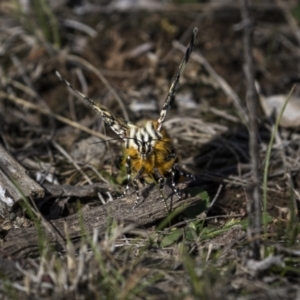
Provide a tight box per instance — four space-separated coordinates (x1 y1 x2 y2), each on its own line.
0 183 201 259
0 144 44 212
42 182 111 198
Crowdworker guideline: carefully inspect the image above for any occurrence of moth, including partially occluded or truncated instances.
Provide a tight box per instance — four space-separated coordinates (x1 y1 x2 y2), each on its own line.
56 27 197 209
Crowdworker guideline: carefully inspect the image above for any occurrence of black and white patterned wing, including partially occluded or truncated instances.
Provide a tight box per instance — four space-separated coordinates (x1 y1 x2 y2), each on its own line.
157 27 198 132
56 71 129 139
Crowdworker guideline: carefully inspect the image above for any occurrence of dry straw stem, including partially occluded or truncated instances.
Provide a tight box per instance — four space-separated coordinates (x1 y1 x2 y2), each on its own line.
173 40 249 124
164 117 227 144
63 19 98 37
65 54 129 121
51 141 94 185
240 0 261 259
51 141 107 205
0 90 110 141
0 76 38 98
246 256 284 277
276 0 300 49
208 106 240 123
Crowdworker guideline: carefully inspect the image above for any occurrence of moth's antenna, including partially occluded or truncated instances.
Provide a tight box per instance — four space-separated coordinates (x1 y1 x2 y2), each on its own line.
157 27 198 132
55 71 129 138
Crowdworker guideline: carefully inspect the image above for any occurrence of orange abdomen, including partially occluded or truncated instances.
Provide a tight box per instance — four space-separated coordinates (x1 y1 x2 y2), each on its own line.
123 127 177 181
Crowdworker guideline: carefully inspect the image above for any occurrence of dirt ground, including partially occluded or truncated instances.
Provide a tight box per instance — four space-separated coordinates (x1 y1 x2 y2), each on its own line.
1 0 300 299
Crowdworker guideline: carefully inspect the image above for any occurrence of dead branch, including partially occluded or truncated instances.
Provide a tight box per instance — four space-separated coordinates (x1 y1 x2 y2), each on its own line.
43 182 111 198
0 144 44 211
240 0 261 259
0 183 200 259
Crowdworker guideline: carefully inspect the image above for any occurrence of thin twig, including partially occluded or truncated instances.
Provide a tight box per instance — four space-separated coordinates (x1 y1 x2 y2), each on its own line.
208 107 240 123
51 141 107 206
276 0 300 72
0 91 110 141
173 40 249 124
28 196 67 252
65 54 129 121
276 0 300 48
51 141 93 185
0 76 37 98
240 0 261 260
205 184 223 215
63 19 98 37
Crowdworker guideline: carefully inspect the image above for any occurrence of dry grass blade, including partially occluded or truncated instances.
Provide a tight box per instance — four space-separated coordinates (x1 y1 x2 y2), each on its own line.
173 40 249 124
0 91 110 141
65 54 129 121
51 141 93 185
51 141 107 205
276 0 300 49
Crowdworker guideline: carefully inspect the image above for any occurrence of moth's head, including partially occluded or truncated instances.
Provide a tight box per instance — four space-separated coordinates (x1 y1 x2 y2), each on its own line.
127 121 163 160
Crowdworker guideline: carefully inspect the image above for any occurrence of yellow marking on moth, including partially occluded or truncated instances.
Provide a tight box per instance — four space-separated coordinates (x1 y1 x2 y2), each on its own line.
123 122 176 181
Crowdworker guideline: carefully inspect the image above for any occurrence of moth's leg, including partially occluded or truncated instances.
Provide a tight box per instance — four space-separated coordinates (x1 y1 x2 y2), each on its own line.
170 151 195 194
178 170 196 181
153 168 165 196
132 166 145 209
165 151 183 199
171 162 182 199
154 168 169 211
118 156 132 199
139 177 147 186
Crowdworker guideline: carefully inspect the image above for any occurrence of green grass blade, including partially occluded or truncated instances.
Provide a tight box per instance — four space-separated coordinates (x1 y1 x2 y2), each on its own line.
262 85 296 233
